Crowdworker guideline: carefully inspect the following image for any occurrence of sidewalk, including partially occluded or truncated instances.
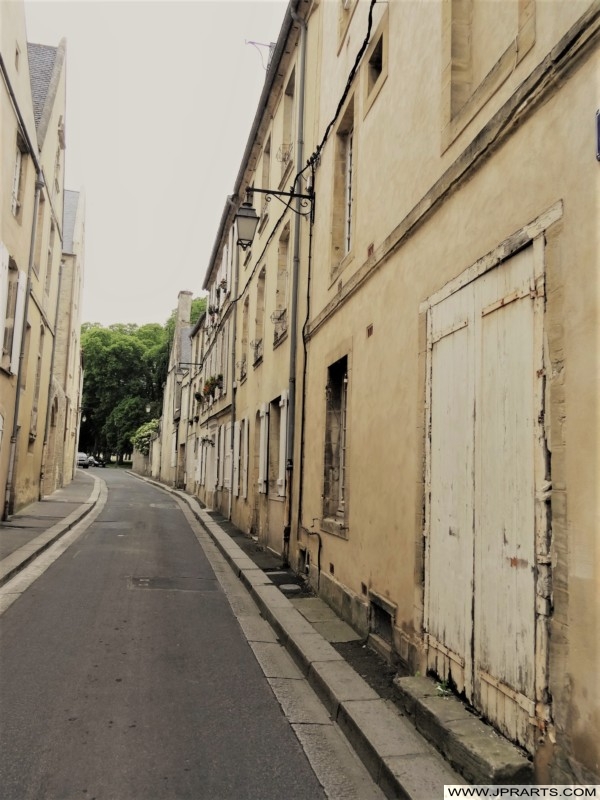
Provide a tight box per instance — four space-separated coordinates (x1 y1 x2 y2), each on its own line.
0 470 99 587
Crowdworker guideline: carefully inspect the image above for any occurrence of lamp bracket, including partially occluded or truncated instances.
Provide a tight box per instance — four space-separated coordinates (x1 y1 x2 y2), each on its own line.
248 186 314 221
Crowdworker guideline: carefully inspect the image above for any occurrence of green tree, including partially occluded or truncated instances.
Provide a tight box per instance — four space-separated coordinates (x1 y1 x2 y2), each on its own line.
131 418 160 456
79 298 206 460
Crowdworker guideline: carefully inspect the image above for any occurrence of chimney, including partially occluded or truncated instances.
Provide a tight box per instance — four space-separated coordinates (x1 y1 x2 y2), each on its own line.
177 290 193 325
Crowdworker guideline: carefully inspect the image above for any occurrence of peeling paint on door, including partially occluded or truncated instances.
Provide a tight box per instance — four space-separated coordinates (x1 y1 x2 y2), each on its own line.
424 241 551 753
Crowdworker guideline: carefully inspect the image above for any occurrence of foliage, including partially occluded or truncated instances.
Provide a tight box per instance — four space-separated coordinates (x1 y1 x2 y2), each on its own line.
79 297 206 460
131 418 160 456
202 374 223 398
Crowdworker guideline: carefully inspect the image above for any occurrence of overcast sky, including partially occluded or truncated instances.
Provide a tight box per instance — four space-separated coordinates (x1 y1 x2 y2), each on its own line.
24 0 287 326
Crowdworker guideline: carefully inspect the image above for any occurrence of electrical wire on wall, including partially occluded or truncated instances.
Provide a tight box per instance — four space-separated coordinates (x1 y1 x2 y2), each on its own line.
225 0 379 313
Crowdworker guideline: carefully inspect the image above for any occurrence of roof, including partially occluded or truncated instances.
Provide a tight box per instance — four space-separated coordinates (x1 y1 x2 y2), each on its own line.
27 39 66 148
63 191 80 254
27 43 57 129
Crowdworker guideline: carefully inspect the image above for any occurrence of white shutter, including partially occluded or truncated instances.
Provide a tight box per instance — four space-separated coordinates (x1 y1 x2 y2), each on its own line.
170 432 177 467
233 421 240 497
0 243 9 353
242 418 249 499
218 424 225 488
209 432 218 489
200 441 206 486
258 404 268 494
277 390 288 496
11 150 22 214
195 438 201 483
224 422 232 490
10 270 27 375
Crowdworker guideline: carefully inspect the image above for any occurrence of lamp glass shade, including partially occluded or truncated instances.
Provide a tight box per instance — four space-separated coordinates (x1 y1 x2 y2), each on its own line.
235 201 259 248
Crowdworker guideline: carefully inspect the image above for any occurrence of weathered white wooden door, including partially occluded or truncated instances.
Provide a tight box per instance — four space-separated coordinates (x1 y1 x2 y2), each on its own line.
425 246 545 751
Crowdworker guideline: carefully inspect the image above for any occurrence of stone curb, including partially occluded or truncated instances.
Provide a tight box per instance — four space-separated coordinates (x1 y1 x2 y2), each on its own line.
132 473 463 799
0 474 102 588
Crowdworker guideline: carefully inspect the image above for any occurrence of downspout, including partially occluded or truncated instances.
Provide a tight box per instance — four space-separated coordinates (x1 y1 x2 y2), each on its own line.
39 259 65 498
283 8 308 565
228 212 239 521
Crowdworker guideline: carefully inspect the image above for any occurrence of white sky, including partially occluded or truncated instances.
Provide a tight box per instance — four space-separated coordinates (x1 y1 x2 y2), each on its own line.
24 0 288 326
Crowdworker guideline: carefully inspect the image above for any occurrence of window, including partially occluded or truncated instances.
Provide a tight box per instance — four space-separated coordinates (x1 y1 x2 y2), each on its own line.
45 222 56 295
323 357 349 523
31 325 45 440
273 224 289 344
257 406 268 494
331 98 355 270
343 130 354 256
240 296 249 380
280 70 295 181
11 135 27 217
338 0 357 45
368 37 383 93
268 398 281 496
364 11 388 116
0 245 26 375
260 137 271 219
442 0 535 149
33 194 45 274
253 268 266 365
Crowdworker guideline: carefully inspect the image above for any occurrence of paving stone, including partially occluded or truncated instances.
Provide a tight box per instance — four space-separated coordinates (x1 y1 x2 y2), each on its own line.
248 641 303 679
309 659 379 717
268 677 333 725
286 632 345 675
380 753 464 800
291 596 340 622
236 615 279 644
311 619 362 643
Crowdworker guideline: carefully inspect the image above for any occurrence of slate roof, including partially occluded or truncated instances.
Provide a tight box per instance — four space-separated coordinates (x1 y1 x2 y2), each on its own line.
63 191 80 255
27 42 58 131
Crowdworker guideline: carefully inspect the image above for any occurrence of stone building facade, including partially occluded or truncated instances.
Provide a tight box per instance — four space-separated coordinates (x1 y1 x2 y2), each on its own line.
151 0 599 782
1 1 83 514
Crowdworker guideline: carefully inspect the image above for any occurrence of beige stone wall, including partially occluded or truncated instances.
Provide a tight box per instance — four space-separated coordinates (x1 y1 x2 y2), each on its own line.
295 0 598 781
0 2 39 515
164 0 598 778
12 39 67 511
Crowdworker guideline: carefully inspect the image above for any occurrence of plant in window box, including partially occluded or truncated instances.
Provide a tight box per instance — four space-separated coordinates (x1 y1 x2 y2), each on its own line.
194 391 202 402
208 304 219 316
202 375 222 398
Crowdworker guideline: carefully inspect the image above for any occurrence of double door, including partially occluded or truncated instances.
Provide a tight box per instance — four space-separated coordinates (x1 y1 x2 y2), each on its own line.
425 245 548 751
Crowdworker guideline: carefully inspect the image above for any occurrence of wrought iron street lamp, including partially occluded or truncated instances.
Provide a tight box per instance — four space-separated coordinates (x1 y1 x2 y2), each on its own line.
234 184 314 251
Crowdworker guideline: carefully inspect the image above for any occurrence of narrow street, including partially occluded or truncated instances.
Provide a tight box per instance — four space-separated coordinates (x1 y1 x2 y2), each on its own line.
0 471 382 800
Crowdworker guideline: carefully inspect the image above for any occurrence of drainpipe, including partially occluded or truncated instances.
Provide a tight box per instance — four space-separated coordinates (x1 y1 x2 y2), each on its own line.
283 9 308 565
228 221 239 521
39 259 65 498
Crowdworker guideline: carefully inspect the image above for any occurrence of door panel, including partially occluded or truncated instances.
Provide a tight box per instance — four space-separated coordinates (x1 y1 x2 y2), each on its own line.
426 246 542 752
426 289 475 696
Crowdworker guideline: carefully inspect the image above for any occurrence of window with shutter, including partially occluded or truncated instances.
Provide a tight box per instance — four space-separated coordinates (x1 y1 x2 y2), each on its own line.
323 356 349 522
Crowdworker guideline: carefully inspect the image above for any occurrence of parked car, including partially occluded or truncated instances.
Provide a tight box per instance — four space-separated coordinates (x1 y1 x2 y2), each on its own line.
77 452 89 469
88 456 106 468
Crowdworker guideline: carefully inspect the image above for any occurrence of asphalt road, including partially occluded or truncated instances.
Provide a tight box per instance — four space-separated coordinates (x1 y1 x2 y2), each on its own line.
0 470 330 800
